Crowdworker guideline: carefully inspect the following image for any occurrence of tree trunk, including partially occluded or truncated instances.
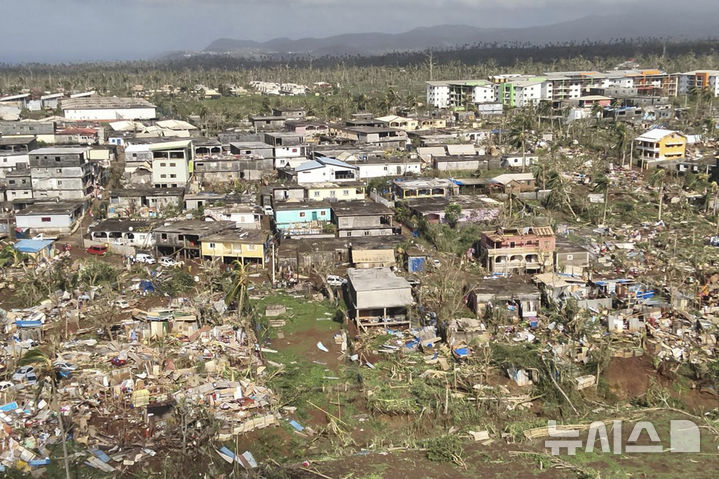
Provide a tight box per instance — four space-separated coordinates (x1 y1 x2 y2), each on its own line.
53 385 71 479
658 182 664 221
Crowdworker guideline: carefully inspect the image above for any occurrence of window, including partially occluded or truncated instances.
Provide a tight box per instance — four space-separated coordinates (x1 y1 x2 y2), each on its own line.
56 169 62 173
170 174 176 178
132 153 137 158
55 157 61 162
160 174 167 178
209 243 216 248
41 217 52 222
160 163 166 167
343 190 349 196
170 162 176 167
314 191 320 197
292 148 297 153
320 211 326 216
161 233 168 240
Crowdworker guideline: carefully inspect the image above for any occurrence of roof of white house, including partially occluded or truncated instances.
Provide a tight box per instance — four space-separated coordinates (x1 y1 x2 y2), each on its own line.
636 128 684 142
491 173 536 185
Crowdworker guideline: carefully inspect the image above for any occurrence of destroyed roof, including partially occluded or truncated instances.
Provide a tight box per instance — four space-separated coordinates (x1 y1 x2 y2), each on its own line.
153 219 236 235
483 226 554 240
469 277 541 298
202 229 268 244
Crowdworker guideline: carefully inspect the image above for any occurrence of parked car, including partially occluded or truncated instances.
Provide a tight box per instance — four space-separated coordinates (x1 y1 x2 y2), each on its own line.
134 253 156 264
326 275 347 287
159 256 181 267
53 361 77 371
0 381 14 392
87 245 108 256
112 299 130 309
263 205 274 216
12 366 37 384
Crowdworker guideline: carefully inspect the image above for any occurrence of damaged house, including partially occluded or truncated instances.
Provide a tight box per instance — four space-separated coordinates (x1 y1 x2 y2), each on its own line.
346 268 414 331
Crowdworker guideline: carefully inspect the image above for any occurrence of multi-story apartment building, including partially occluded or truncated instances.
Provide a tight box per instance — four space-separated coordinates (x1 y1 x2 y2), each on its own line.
478 226 555 274
634 128 687 169
29 146 94 200
676 70 719 97
426 80 497 109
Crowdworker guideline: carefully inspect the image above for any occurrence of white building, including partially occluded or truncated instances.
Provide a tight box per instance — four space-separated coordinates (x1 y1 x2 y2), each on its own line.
677 71 719 96
426 81 450 108
512 80 544 107
15 201 85 234
61 97 156 121
294 157 359 184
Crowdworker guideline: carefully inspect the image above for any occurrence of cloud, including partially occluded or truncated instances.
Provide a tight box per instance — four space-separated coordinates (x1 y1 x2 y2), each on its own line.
1 0 717 62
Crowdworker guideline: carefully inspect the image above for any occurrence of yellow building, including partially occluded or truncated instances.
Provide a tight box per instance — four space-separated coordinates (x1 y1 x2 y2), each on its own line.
375 115 419 131
200 229 268 265
635 128 686 169
417 118 447 129
304 182 366 202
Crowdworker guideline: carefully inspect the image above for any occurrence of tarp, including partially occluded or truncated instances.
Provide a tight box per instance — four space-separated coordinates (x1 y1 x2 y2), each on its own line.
14 239 54 253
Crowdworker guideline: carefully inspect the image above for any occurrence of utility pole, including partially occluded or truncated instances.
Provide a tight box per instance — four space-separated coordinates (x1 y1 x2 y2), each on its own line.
271 242 276 286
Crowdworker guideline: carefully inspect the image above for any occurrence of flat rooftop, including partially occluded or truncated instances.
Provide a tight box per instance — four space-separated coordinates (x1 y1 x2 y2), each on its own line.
61 97 156 110
331 200 393 216
347 267 412 293
17 201 84 216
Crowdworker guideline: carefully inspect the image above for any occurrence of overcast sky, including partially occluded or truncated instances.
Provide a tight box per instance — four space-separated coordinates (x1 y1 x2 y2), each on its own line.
2 0 717 63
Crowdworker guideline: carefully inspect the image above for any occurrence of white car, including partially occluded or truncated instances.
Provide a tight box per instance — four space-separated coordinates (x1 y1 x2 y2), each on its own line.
112 299 130 309
0 381 13 392
12 366 37 384
159 256 181 267
263 205 274 216
326 275 347 287
53 361 78 371
134 253 156 264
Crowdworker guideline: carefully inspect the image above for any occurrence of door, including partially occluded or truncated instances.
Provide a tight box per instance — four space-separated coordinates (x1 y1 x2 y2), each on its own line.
311 211 318 221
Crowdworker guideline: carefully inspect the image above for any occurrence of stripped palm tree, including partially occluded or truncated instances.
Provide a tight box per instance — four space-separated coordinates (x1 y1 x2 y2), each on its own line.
19 348 71 479
225 260 250 317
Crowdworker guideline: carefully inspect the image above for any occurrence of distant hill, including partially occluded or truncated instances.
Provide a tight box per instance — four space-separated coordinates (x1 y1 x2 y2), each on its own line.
203 14 718 58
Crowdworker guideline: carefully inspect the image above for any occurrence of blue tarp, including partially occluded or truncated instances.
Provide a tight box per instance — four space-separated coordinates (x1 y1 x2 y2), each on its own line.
288 420 304 432
14 239 53 254
29 459 50 467
15 320 43 328
91 449 112 463
139 280 155 292
0 402 18 412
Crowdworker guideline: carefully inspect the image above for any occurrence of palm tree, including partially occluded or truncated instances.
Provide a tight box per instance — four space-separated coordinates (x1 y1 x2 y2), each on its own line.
19 348 71 479
225 260 250 317
593 174 611 226
649 169 667 222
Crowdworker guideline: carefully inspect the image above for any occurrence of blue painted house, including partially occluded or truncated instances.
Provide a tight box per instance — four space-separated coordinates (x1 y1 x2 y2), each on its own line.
274 201 331 236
